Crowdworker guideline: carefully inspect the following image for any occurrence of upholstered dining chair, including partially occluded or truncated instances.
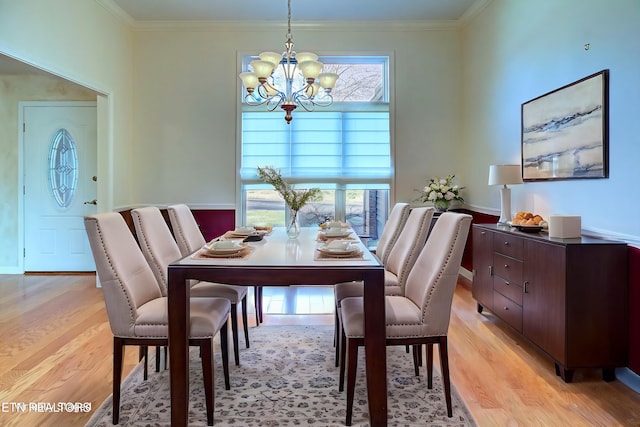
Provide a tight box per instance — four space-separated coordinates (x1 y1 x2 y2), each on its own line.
371 202 411 265
167 204 267 325
84 212 230 426
339 212 472 425
333 206 434 365
133 205 249 366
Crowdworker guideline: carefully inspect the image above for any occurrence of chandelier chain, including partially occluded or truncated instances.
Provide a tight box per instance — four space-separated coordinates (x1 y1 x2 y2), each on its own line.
287 0 292 41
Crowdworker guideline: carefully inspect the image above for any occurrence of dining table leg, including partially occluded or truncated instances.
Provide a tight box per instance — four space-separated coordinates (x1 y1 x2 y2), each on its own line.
168 268 190 427
363 268 387 426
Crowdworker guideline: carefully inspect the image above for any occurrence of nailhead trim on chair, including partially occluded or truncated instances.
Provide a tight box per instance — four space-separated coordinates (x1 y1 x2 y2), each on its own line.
89 217 136 324
420 222 464 323
131 212 169 295
395 210 433 294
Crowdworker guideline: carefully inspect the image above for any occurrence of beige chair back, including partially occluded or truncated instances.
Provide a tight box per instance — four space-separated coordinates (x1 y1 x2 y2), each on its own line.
167 204 206 256
404 212 472 336
131 206 183 296
375 202 410 265
384 207 435 293
84 212 163 337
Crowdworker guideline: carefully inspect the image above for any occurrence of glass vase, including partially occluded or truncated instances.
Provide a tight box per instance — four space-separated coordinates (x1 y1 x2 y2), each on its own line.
434 199 450 213
286 207 300 239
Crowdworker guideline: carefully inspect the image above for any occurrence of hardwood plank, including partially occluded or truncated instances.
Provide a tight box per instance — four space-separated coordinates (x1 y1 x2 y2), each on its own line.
0 274 639 426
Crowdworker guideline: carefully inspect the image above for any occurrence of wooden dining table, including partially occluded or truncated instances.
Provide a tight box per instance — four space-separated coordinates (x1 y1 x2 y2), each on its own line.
167 227 388 426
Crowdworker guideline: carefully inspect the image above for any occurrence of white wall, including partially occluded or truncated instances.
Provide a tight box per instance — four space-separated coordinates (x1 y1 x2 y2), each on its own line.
130 23 463 208
461 0 640 240
0 0 134 208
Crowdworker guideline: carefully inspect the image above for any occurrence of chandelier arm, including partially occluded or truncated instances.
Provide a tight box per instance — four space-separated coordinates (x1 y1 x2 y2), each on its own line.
266 96 285 111
292 93 316 112
244 93 270 106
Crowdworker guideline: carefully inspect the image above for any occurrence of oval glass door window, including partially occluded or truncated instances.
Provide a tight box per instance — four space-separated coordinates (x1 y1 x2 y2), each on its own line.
48 128 78 208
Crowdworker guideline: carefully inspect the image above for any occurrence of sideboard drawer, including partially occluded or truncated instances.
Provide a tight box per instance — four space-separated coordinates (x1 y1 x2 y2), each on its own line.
493 233 523 260
494 276 523 305
493 252 523 284
493 291 523 333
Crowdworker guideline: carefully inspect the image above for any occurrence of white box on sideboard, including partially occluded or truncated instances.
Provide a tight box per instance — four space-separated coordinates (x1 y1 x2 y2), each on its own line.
548 215 582 238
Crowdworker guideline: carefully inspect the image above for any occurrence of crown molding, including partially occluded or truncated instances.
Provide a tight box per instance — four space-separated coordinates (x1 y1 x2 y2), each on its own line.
127 19 462 32
459 0 494 26
95 0 135 27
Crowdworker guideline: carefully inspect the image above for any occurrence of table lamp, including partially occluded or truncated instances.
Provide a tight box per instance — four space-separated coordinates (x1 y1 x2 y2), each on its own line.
488 164 523 224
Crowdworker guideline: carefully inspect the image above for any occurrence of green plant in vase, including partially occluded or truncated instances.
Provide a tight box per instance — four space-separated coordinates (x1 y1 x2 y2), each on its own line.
257 166 321 238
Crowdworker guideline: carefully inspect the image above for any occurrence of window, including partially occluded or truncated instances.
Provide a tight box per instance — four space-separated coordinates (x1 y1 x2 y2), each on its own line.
240 56 391 244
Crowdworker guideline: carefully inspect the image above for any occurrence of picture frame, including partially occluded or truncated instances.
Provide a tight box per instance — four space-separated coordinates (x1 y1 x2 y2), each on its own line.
521 70 609 181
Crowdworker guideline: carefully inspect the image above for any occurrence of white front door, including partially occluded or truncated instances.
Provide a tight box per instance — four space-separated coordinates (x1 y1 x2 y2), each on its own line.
23 102 97 272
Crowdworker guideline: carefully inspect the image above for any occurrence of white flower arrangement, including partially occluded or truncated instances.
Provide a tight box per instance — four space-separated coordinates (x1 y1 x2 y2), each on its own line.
417 175 464 210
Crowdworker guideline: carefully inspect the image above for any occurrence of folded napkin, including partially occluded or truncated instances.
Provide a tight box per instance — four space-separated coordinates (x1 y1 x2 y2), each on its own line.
193 245 255 260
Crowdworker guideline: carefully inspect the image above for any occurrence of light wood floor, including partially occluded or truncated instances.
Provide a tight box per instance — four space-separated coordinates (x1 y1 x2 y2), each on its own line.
1 274 639 426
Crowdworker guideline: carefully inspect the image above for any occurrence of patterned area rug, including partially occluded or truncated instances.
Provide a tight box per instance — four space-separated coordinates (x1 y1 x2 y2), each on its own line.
86 325 476 426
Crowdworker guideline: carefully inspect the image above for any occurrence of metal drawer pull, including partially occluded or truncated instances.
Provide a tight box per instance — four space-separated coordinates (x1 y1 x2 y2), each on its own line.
523 281 529 293
505 281 510 286
504 306 509 310
504 264 509 268
504 241 510 246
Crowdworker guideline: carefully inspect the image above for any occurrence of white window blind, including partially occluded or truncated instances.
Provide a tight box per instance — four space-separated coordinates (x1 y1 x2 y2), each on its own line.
241 110 391 184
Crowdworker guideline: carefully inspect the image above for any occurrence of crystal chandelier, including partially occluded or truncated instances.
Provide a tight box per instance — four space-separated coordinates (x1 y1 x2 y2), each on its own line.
238 0 339 124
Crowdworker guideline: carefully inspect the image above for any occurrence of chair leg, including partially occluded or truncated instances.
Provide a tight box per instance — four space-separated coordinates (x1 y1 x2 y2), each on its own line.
113 338 124 425
427 343 434 389
438 337 452 417
138 345 148 380
241 296 250 348
412 344 420 376
254 285 263 325
230 303 240 366
155 346 161 373
220 320 230 390
338 326 347 392
345 339 358 427
200 340 214 426
334 307 340 367
164 346 168 370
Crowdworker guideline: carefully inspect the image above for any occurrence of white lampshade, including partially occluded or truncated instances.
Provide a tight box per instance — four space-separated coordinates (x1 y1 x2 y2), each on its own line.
299 60 323 79
295 52 318 64
239 72 258 90
488 164 523 186
258 51 282 68
250 60 275 79
318 72 339 89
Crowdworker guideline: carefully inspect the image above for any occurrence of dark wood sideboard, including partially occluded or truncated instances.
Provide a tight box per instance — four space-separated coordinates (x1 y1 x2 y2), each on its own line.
472 223 629 383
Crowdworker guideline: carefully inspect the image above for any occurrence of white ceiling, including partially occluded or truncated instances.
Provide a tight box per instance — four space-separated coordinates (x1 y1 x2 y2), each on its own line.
110 0 481 22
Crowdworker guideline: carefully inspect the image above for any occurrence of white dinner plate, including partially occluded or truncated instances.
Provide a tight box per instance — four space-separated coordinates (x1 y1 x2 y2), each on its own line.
203 242 246 255
317 245 358 256
322 229 352 238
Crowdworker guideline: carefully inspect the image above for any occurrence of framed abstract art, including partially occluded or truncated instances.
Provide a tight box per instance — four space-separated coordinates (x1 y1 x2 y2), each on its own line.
521 70 609 181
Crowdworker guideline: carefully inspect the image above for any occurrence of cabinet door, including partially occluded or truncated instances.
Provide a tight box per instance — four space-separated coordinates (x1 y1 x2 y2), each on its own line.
523 240 566 363
472 227 494 312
